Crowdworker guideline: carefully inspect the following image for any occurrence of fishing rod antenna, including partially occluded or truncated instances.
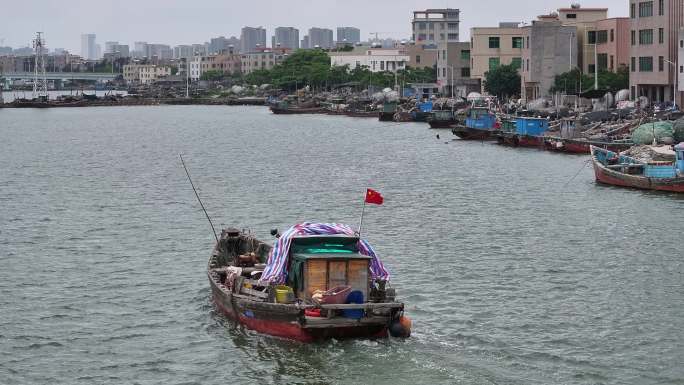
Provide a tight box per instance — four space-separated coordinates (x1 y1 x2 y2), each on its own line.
179 154 219 243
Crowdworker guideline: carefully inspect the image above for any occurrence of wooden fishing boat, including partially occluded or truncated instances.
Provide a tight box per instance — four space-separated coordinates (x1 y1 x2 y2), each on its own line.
589 145 684 192
207 224 409 342
378 102 397 121
428 110 458 128
452 107 498 140
544 137 633 154
270 105 325 114
496 117 549 148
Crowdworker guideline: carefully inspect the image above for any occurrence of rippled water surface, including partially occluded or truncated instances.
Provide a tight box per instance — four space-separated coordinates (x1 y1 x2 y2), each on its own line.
1 106 683 385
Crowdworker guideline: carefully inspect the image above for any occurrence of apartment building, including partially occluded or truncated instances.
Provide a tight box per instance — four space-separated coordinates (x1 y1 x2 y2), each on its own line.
556 6 608 74
470 22 524 91
520 20 578 100
436 42 479 97
412 8 460 44
594 17 631 72
240 27 267 53
329 47 409 73
272 27 299 50
123 64 171 84
241 48 291 74
629 0 684 104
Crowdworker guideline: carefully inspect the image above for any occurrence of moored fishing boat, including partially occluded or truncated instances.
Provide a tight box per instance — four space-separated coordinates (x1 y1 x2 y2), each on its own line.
496 117 549 148
379 101 397 121
207 223 409 342
270 105 325 114
452 107 498 140
544 137 633 154
428 110 459 128
589 144 684 192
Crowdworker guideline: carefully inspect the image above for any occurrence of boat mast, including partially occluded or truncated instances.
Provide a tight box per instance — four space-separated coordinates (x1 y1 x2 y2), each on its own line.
32 32 48 99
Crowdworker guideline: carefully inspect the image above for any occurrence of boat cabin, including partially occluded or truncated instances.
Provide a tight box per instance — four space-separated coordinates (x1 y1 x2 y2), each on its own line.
431 110 455 121
515 117 549 136
288 235 370 301
676 143 684 175
465 107 497 129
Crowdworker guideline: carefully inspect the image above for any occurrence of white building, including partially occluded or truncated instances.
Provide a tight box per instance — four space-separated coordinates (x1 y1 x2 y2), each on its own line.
329 48 409 72
123 64 171 84
81 34 96 60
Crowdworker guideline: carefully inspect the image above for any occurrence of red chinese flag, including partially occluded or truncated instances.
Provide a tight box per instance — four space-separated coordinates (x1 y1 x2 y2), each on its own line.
365 188 384 205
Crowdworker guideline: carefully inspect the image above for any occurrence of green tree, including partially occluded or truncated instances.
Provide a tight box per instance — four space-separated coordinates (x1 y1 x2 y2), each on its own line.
549 68 594 95
597 65 629 92
200 70 225 81
483 64 521 99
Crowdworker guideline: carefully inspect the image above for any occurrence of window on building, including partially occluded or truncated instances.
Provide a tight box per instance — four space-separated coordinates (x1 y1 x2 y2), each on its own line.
639 56 653 71
418 22 426 30
429 34 435 41
488 57 500 70
440 33 445 41
681 40 684 48
659 56 664 71
639 29 653 44
630 3 636 18
418 34 427 41
588 64 596 74
380 61 384 70
631 30 636 45
526 36 529 48
610 29 615 42
587 31 597 44
526 59 530 72
566 13 577 18
597 30 608 44
597 54 608 71
448 33 458 40
512 36 523 48
659 0 664 15
442 50 446 60
461 50 470 60
440 23 445 29
659 28 664 44
631 57 636 72
638 1 653 17
448 23 458 30
610 55 615 70
489 37 500 49
680 65 683 73
461 67 470 77
511 57 522 69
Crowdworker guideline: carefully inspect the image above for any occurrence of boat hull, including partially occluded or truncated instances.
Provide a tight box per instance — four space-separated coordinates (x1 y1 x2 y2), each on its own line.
270 106 324 114
428 120 457 129
497 133 544 148
378 112 394 121
209 273 392 342
452 127 495 140
544 138 633 154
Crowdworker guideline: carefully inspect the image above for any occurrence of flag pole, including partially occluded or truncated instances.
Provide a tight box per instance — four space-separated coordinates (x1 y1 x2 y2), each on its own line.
357 200 366 237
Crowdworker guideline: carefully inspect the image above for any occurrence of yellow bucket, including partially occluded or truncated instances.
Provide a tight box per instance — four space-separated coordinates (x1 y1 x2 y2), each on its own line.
275 285 294 303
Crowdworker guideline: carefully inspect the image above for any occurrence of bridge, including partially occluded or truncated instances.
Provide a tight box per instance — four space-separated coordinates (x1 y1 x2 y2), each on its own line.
0 72 119 81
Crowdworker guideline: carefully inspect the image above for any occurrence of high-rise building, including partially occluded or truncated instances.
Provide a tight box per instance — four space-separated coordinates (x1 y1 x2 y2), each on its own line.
272 27 299 49
307 27 334 49
412 8 460 45
81 34 96 60
301 35 310 49
629 0 683 105
336 27 361 44
240 27 267 53
104 41 119 54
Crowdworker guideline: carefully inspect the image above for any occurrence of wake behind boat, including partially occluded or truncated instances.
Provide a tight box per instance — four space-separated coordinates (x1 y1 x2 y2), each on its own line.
207 223 409 342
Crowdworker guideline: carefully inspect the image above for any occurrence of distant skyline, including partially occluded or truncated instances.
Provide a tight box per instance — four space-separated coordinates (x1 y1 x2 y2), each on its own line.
2 0 627 53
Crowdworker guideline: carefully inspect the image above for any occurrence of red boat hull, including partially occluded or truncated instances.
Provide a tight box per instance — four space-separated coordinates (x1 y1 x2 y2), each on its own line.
210 276 390 342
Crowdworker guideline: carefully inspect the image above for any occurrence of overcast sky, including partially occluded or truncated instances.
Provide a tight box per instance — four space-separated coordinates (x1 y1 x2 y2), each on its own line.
3 0 627 52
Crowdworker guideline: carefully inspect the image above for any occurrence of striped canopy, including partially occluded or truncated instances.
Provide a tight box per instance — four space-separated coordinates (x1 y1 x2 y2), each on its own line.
258 222 390 285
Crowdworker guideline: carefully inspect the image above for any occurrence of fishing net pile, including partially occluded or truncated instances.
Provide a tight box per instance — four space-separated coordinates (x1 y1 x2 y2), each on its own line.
631 121 674 145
